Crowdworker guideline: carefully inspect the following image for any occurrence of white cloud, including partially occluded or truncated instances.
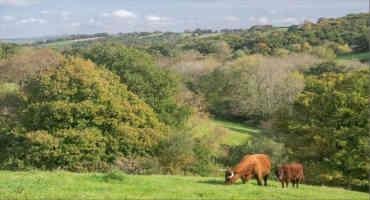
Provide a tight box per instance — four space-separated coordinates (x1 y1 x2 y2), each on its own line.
145 15 172 26
112 9 136 18
224 16 240 22
1 15 15 21
60 11 71 20
279 17 299 24
258 17 269 25
249 16 270 25
16 17 47 24
71 22 81 27
88 18 95 24
101 12 111 17
269 10 278 15
0 0 40 6
145 15 162 22
40 10 50 14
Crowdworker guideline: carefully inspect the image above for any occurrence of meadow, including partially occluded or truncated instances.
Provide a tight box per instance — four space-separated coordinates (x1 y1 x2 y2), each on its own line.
0 171 368 200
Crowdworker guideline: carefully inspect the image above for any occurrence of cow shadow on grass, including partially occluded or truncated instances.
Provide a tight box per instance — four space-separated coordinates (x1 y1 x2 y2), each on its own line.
197 180 253 185
198 179 225 185
199 179 278 187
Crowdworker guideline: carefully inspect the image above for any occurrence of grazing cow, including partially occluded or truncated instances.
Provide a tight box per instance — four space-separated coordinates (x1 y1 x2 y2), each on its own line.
225 154 271 186
275 163 304 188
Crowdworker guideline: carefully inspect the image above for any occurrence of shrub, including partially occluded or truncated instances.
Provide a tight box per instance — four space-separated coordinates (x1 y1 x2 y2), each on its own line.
272 48 290 57
311 46 336 60
102 170 127 182
156 125 226 176
115 156 161 175
0 57 167 171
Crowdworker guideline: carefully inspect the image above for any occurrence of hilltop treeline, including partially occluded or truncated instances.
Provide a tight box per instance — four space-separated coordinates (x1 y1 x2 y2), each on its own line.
0 13 369 191
81 13 368 60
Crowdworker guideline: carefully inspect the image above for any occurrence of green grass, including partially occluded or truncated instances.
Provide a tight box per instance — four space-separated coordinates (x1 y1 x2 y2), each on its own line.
213 119 260 135
0 171 367 200
338 52 370 61
213 119 260 145
191 117 256 146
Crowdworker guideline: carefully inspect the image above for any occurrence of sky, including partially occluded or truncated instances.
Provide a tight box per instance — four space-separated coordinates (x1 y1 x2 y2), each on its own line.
0 0 368 38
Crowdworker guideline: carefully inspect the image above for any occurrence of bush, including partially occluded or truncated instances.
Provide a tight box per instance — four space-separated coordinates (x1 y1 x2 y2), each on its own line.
311 46 336 60
156 125 226 176
273 48 290 57
23 128 108 171
0 57 167 171
102 170 127 182
115 156 161 175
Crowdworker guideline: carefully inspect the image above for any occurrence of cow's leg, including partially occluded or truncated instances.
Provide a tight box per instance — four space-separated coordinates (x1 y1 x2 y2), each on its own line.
281 181 284 188
241 175 246 184
285 181 289 188
256 175 263 186
296 180 299 188
263 175 268 186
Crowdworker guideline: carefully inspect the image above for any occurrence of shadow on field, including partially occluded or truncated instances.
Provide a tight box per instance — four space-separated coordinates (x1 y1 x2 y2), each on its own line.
198 179 226 185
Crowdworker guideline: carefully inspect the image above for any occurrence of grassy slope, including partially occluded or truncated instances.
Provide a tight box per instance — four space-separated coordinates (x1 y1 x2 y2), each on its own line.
0 171 367 200
213 119 259 145
338 52 370 61
191 117 255 146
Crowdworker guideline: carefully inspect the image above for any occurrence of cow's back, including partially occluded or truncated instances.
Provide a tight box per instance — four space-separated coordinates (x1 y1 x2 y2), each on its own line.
289 163 304 178
234 154 271 175
283 163 304 180
254 154 271 175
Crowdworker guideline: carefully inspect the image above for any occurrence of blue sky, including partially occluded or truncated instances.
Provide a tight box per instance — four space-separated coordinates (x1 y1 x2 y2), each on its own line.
0 0 368 38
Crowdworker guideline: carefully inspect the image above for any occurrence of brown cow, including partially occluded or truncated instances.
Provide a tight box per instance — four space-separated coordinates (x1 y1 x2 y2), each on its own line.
275 163 304 188
225 154 271 186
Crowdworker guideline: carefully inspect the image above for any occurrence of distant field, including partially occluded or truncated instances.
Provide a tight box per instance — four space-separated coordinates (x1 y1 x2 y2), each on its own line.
191 118 256 146
39 37 103 48
338 52 370 61
0 171 367 200
213 119 260 135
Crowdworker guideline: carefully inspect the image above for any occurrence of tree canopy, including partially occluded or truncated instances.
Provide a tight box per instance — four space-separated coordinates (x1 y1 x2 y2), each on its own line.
0 57 167 171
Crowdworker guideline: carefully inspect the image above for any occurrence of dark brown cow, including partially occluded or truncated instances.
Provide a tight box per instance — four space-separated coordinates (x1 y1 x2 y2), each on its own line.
275 163 304 188
225 154 271 186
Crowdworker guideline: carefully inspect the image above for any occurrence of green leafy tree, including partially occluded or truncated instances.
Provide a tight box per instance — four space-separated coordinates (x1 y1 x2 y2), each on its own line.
81 44 190 127
274 68 370 189
0 58 167 171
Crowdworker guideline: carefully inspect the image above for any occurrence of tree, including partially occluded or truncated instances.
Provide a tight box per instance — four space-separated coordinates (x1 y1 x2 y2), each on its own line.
274 68 370 189
81 44 190 127
0 48 63 84
196 55 305 122
0 57 167 171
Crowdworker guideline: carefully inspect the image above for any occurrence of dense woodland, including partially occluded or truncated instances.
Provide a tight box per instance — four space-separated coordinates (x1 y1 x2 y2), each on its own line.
0 13 369 191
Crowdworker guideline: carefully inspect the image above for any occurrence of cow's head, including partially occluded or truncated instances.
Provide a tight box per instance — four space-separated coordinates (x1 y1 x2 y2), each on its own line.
275 167 284 181
225 168 237 184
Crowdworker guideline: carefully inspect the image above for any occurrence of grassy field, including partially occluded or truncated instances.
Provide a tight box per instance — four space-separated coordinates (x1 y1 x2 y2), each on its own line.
213 119 259 145
0 171 367 200
190 117 256 146
338 52 370 61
